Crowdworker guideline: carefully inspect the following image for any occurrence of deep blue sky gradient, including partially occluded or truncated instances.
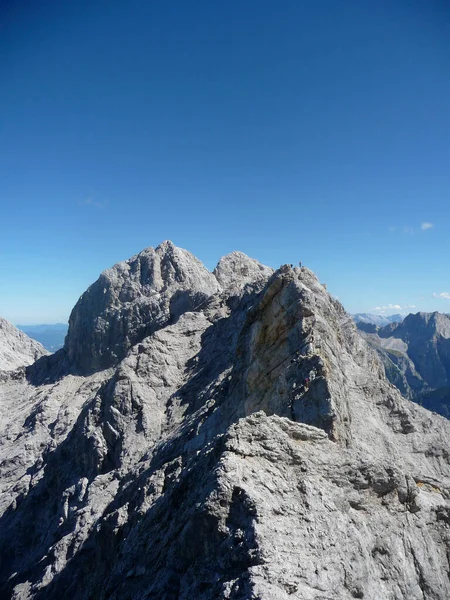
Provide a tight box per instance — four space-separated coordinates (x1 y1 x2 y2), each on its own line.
1 0 450 323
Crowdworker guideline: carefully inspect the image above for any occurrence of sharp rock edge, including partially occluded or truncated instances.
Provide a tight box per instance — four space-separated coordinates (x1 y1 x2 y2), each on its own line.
1 242 450 600
0 317 48 372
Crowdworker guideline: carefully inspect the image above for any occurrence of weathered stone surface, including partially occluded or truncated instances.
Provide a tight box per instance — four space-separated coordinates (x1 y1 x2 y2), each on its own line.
213 251 274 293
65 240 221 373
0 317 48 371
1 245 450 599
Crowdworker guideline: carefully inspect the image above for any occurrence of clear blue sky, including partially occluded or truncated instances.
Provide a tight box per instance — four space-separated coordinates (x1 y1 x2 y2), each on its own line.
1 0 450 323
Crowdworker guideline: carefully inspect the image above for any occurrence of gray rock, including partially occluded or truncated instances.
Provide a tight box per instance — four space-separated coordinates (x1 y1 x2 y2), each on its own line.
213 250 274 293
65 240 221 373
1 244 450 599
0 317 48 371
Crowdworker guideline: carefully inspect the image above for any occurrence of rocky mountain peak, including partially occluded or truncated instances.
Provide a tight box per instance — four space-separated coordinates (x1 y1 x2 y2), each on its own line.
0 317 48 371
64 243 277 375
65 241 222 373
2 246 450 599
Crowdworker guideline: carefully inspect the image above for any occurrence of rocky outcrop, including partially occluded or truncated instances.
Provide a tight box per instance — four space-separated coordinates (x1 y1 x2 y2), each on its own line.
213 251 274 293
1 245 450 599
0 317 48 371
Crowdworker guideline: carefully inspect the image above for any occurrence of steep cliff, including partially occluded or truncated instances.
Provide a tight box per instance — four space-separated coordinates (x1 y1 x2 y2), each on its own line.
1 244 450 600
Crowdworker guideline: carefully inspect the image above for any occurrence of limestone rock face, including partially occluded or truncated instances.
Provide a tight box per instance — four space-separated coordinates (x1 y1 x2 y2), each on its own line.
0 317 48 371
65 241 221 373
1 245 450 600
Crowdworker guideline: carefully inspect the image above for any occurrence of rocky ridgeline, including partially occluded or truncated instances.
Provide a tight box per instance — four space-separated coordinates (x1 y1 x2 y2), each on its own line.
0 317 48 371
1 242 450 599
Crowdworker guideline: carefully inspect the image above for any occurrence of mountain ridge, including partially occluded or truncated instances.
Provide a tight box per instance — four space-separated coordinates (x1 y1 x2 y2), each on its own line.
0 317 48 371
353 312 405 330
1 242 450 599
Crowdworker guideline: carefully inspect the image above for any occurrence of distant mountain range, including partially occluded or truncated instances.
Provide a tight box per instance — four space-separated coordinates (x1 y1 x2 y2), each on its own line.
358 312 450 417
352 312 405 328
16 323 68 352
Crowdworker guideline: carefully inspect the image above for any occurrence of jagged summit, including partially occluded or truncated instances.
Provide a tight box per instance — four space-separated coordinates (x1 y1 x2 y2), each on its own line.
2 244 450 599
65 241 221 372
65 242 273 374
398 311 450 338
0 316 48 371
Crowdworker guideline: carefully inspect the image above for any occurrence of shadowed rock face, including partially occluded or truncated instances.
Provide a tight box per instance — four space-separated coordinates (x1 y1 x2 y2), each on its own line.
385 313 450 388
2 244 450 599
360 312 450 416
0 317 48 371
